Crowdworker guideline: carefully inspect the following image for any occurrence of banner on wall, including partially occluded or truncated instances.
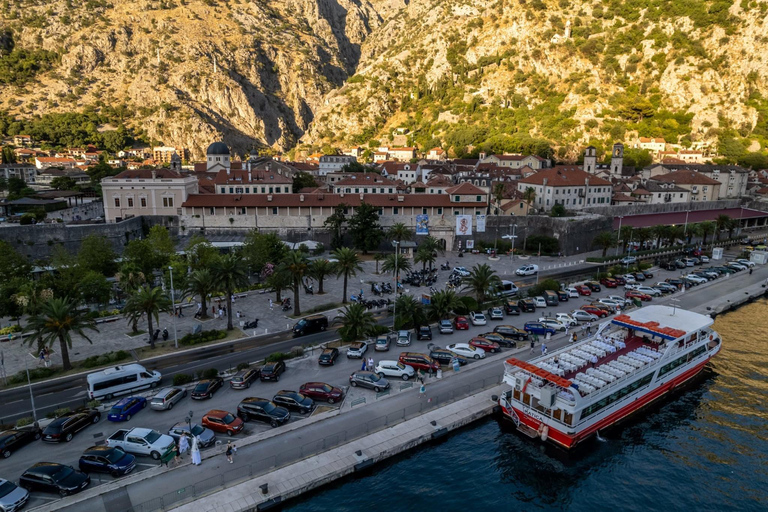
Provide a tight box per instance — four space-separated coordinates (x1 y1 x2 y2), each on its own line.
476 214 486 233
415 214 429 235
456 215 472 236
466 240 475 249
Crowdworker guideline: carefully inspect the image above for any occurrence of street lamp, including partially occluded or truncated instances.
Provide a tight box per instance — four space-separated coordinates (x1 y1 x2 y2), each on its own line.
392 240 399 332
168 266 179 349
615 216 623 256
23 355 38 425
502 224 517 260
683 210 690 241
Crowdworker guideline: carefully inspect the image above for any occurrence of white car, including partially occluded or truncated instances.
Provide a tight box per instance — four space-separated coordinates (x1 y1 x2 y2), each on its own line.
538 318 566 332
453 267 471 277
571 310 599 322
447 343 486 360
470 311 487 326
682 274 706 285
565 287 579 298
532 296 547 308
620 256 637 265
515 264 539 276
682 258 695 267
622 274 637 284
598 298 623 310
736 259 755 268
700 255 710 263
606 295 631 307
375 360 416 381
555 313 578 326
635 286 662 296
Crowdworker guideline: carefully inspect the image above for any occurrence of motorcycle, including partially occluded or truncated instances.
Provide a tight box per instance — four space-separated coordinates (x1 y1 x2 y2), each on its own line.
441 262 450 270
304 283 314 295
282 303 292 311
162 328 169 341
244 319 259 329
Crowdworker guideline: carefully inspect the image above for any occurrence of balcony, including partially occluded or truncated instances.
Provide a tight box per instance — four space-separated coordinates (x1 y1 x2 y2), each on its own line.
691 189 699 194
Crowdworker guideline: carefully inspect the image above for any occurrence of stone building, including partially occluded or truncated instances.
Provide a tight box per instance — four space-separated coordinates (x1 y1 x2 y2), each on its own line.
101 168 199 222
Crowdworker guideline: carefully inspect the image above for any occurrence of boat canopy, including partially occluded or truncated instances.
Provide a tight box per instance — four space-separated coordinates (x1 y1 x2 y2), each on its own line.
505 358 573 389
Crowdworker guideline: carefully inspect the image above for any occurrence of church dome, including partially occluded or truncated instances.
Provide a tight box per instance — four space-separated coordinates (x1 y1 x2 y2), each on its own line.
206 142 230 156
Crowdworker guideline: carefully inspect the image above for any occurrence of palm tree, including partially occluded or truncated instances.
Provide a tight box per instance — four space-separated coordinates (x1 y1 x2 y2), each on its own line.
373 253 385 275
652 224 668 248
413 247 436 271
266 267 292 304
593 231 616 257
382 253 412 283
332 247 362 303
333 303 377 342
426 290 462 321
699 221 715 246
186 269 217 319
310 259 333 294
123 286 171 349
715 214 731 241
635 227 653 250
213 252 249 330
462 264 500 305
280 251 310 316
685 223 701 244
24 297 99 371
387 223 412 244
421 235 444 268
115 263 146 332
493 182 505 214
523 187 536 209
394 294 426 330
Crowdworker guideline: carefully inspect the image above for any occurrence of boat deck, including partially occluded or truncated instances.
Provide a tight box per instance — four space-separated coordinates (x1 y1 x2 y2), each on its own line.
560 335 653 381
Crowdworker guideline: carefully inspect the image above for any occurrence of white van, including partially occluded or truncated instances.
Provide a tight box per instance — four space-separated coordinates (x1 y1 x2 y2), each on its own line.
87 364 162 400
497 280 519 297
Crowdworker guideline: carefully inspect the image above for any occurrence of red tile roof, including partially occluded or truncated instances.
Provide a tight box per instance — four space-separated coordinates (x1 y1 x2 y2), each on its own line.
332 173 396 186
212 169 292 185
112 168 184 179
652 170 720 185
182 193 487 209
612 193 639 202
445 182 487 195
518 166 611 187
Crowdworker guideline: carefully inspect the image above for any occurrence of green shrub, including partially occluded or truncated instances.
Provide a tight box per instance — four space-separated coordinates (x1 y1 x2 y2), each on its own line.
81 350 131 369
16 417 34 427
200 368 219 379
527 279 561 297
173 373 193 386
236 362 250 371
266 352 291 363
179 329 227 346
8 366 57 385
87 400 101 408
367 324 390 336
312 243 325 256
54 407 71 417
0 325 21 335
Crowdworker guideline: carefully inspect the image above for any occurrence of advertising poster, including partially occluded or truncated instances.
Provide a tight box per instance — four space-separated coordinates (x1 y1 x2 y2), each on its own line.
476 214 486 232
466 240 475 249
456 215 472 236
415 214 429 235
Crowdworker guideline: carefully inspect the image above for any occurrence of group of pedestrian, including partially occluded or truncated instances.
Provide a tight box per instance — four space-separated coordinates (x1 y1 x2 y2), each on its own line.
38 347 51 367
362 357 375 372
165 432 230 467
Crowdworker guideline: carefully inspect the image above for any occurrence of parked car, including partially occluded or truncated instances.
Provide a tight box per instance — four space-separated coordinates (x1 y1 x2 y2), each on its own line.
236 398 290 427
346 343 367 359
532 296 547 308
260 361 286 382
150 387 188 410
579 305 608 318
167 423 216 448
469 337 501 353
272 391 315 415
665 277 684 288
201 410 244 436
565 287 580 298
575 285 591 296
446 343 486 360
397 330 412 346
585 281 602 292
105 428 175 459
504 301 521 315
107 397 147 422
454 317 470 330
42 409 101 443
398 352 441 373
349 371 390 392
374 334 392 351
605 295 631 307
737 258 755 268
635 285 662 297
0 478 29 511
438 320 454 334
556 290 570 302
316 347 339 365
682 257 695 267
191 378 224 400
622 274 637 285
654 282 678 293
452 267 471 277
487 307 504 320
642 270 654 278
600 277 618 288
613 276 626 285
78 445 137 477
625 290 652 301
699 255 710 263
0 427 42 459
570 310 598 322
537 318 567 332
298 382 344 404
660 261 678 271
555 313 578 326
523 322 557 336
683 274 707 285
493 325 529 341
292 314 328 337
19 463 90 496
620 256 637 265
633 272 646 282
515 264 539 276
674 259 687 269
478 332 517 348
470 311 487 325
427 345 468 366
374 361 415 381
229 369 260 390
517 298 536 312
417 325 433 340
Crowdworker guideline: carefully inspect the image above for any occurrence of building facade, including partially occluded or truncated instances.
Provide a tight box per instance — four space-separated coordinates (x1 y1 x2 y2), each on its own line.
101 169 199 222
517 166 613 210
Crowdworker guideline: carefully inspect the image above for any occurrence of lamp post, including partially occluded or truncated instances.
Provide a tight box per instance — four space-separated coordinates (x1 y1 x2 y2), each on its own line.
24 355 38 425
683 210 690 242
502 224 517 260
392 240 399 332
168 266 179 349
615 216 623 256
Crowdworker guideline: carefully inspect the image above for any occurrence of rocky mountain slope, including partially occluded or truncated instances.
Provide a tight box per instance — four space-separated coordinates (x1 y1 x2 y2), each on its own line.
2 0 768 160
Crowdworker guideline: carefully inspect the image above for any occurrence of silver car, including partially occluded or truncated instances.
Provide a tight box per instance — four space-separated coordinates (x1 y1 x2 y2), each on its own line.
0 478 29 512
439 320 454 334
167 422 217 448
150 387 187 411
397 330 412 347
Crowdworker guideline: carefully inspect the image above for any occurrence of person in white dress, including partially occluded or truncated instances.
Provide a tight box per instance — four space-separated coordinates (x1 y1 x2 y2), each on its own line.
190 435 201 465
178 433 189 457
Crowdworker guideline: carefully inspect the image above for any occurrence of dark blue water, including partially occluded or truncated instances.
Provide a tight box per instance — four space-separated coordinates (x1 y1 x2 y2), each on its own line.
286 300 768 511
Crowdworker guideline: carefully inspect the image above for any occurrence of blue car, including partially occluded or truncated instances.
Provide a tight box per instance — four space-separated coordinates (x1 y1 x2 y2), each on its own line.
78 445 136 477
107 397 147 422
523 322 557 336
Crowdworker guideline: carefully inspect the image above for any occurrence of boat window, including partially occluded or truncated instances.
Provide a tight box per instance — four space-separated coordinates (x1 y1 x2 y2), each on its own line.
579 373 654 421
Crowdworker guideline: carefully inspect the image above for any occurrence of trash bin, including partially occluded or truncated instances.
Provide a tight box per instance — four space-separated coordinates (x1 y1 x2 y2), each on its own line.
633 298 642 307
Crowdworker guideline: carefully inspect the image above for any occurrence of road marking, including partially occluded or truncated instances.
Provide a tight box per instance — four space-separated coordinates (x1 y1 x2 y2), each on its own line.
5 399 22 405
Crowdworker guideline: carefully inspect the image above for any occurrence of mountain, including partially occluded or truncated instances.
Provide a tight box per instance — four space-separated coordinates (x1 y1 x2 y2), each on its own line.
1 0 768 162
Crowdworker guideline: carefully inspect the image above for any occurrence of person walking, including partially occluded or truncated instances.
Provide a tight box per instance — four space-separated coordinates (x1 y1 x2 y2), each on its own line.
38 348 46 366
590 354 598 368
367 357 374 372
564 323 569 337
361 359 367 371
530 339 536 353
541 343 547 356
178 433 190 457
571 332 578 344
225 441 235 464
190 435 201 466
419 381 426 399
269 298 274 311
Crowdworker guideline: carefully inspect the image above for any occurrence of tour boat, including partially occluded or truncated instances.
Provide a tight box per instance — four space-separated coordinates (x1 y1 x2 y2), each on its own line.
498 305 721 449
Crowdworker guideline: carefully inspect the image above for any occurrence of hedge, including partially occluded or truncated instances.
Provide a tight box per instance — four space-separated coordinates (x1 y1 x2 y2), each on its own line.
82 350 130 369
179 329 227 346
200 368 219 379
0 325 21 335
527 279 561 297
7 367 57 385
173 373 193 386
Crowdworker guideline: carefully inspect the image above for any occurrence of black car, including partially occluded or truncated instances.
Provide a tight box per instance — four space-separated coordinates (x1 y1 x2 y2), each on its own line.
260 361 286 381
642 270 653 278
272 391 315 414
665 277 683 288
556 290 569 302
492 325 529 341
504 301 521 315
674 259 687 269
236 398 290 427
633 272 646 282
318 348 339 366
0 427 42 459
417 325 433 340
230 368 260 389
478 332 518 348
78 445 136 477
585 281 602 292
660 261 677 271
427 345 468 366
517 299 536 313
191 377 224 400
43 409 101 443
19 462 90 496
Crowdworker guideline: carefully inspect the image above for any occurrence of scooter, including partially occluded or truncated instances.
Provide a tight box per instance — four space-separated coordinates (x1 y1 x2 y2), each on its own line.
441 262 450 270
304 283 314 295
244 319 259 329
282 303 292 311
162 328 169 341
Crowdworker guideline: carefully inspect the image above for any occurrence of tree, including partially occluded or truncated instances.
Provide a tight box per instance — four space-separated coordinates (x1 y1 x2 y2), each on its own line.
426 290 462 321
185 235 220 271
623 148 653 169
309 259 333 294
463 264 501 305
421 236 444 267
699 221 715 246
50 176 78 190
24 297 98 371
324 204 347 250
550 203 566 217
292 172 318 193
123 286 171 348
146 225 174 266
333 303 376 342
242 231 289 276
414 247 436 270
523 186 536 209
348 202 383 254
332 247 362 303
382 253 411 283
123 226 174 276
715 214 732 241
339 161 369 173
593 231 616 257
387 223 412 244
266 266 292 303
115 262 145 300
77 235 118 276
393 294 426 330
186 269 217 319
78 271 112 306
212 252 249 330
373 253 385 274
280 251 310 316
1 146 16 164
0 240 31 283
493 182 505 212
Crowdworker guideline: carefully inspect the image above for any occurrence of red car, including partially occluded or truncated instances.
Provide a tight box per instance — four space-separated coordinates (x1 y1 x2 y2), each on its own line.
600 278 618 288
580 305 608 318
299 382 344 404
469 337 501 353
625 290 652 301
613 275 626 285
201 409 244 436
575 285 591 296
454 316 469 330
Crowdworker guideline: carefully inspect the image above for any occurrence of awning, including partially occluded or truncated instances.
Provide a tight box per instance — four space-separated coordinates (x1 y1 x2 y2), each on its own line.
611 314 686 340
505 358 573 389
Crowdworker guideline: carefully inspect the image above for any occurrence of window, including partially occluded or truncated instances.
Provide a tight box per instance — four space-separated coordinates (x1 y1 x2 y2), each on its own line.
476 195 482 202
127 197 134 207
680 194 683 198
454 195 460 201
239 207 246 215
388 188 393 193
437 208 443 215
454 210 460 215
261 187 266 193
245 187 250 193
229 187 234 193
355 188 359 193
140 197 147 208
235 187 243 194
272 207 278 215
114 197 120 207
163 197 174 207
393 207 399 214
209 207 215 215
269 187 274 194
422 208 427 214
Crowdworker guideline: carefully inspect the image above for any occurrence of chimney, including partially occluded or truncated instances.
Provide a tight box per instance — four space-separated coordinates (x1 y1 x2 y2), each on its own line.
360 193 364 201
248 168 252 182
267 195 273 201
397 195 404 202
300 194 305 202
151 169 157 179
